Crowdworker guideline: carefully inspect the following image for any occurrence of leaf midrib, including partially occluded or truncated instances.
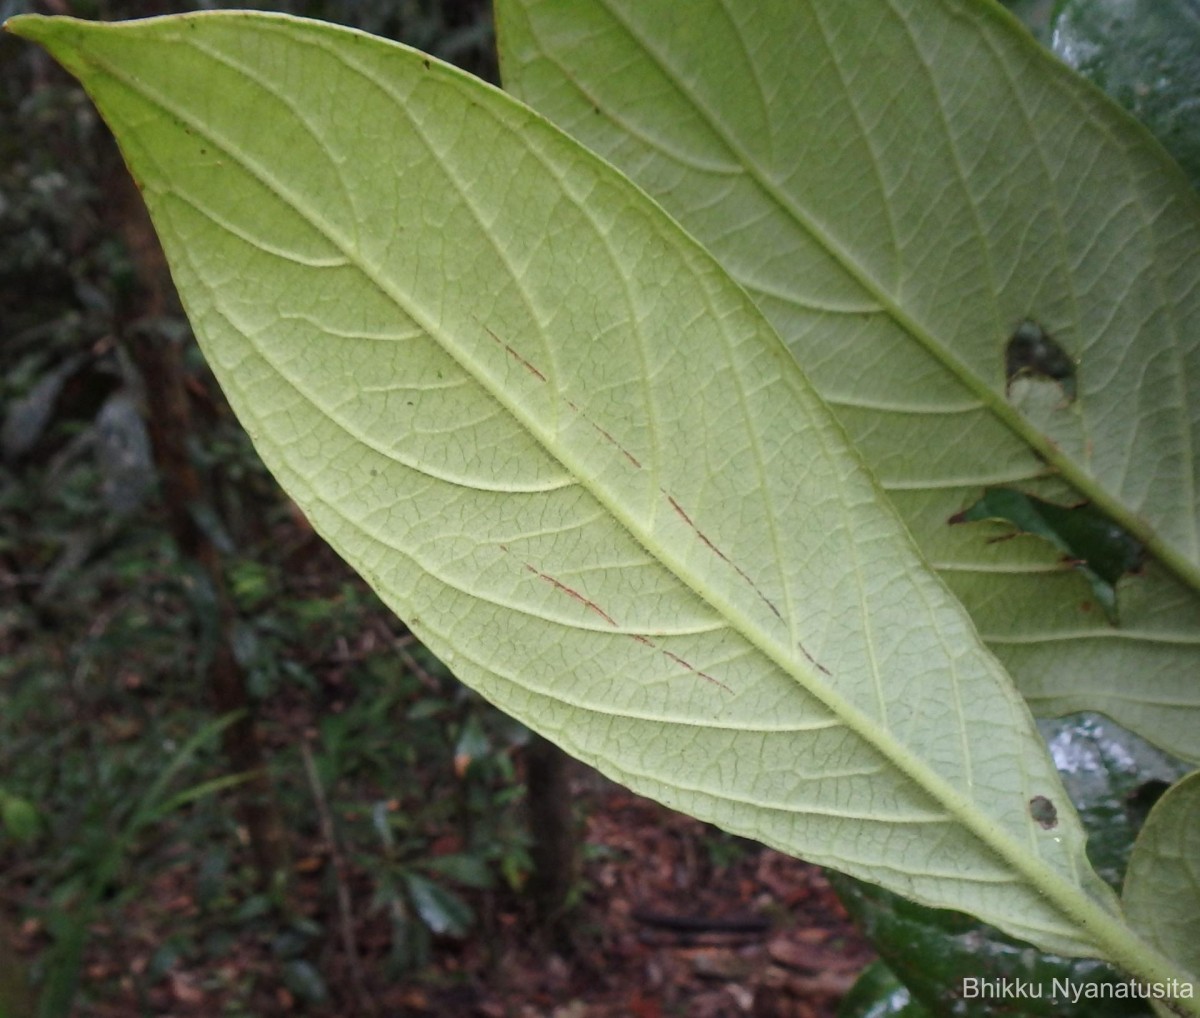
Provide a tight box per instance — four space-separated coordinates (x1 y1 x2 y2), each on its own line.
80 13 1120 950
575 0 1200 595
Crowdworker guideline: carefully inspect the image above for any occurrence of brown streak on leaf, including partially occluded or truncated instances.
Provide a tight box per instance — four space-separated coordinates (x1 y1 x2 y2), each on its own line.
662 493 831 676
589 420 643 469
663 492 783 623
502 548 731 694
662 650 732 693
798 643 831 677
565 400 643 469
484 326 547 383
521 562 619 628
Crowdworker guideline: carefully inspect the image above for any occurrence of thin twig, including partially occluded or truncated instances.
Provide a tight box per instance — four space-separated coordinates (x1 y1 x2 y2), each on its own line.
300 740 376 1016
381 623 440 691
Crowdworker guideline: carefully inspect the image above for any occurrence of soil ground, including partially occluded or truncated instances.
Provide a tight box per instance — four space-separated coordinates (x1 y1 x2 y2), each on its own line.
10 771 873 1017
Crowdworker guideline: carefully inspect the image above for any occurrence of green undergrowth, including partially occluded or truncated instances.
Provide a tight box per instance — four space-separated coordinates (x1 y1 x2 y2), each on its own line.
1 1 535 1012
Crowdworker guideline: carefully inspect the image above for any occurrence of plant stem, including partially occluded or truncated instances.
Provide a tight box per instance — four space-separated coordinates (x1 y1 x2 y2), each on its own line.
300 741 376 1017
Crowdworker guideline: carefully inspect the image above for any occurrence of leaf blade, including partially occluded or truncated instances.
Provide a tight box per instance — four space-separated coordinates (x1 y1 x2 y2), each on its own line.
1123 771 1200 989
5 7 1162 960
494 0 1200 762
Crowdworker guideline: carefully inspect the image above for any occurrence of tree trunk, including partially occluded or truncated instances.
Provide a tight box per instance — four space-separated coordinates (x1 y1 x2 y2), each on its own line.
106 165 292 895
524 733 579 940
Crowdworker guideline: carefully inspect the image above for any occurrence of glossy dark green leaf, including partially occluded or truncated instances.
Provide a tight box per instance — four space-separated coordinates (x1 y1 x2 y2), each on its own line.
422 853 495 890
404 872 474 938
833 873 1154 1017
1053 0 1200 190
831 714 1192 1016
452 714 490 776
839 961 933 1018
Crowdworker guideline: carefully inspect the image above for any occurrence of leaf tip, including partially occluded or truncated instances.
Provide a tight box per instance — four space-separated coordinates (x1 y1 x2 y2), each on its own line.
3 12 57 44
4 12 95 71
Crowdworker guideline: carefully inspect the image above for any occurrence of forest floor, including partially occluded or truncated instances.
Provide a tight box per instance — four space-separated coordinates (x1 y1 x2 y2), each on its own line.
9 766 873 1018
3 526 875 1018
2 448 876 1018
455 778 878 1018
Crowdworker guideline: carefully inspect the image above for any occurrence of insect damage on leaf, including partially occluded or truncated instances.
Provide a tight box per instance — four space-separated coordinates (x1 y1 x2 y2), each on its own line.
949 488 1145 622
1005 319 1077 402
1125 779 1171 829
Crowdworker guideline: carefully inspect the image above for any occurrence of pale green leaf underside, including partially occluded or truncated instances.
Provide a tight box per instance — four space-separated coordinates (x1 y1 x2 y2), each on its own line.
494 0 1200 762
8 10 1134 957
1123 772 1200 991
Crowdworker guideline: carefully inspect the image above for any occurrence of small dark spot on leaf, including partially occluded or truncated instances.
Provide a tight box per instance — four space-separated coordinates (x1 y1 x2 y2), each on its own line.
1006 319 1076 401
1030 795 1058 829
422 58 431 69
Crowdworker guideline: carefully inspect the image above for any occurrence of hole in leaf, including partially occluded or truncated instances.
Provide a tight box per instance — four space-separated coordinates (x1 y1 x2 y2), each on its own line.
1005 319 1076 401
1126 779 1171 829
949 488 1144 621
1029 795 1058 829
